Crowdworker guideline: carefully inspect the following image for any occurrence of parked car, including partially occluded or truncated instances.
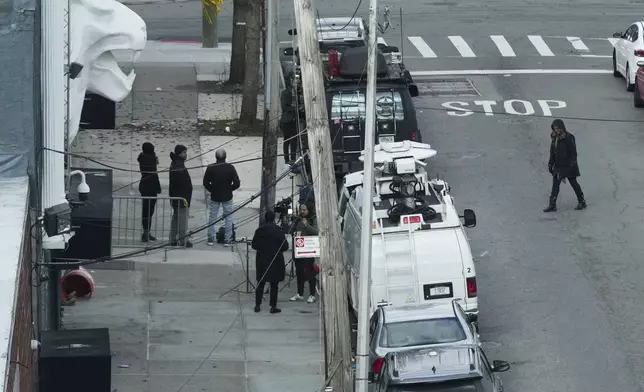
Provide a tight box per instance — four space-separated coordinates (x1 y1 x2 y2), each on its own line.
634 60 644 107
368 301 479 380
373 344 511 391
612 22 644 91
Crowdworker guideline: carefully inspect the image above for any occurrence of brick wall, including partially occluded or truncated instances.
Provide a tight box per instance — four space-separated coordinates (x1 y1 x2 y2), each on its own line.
5 214 37 392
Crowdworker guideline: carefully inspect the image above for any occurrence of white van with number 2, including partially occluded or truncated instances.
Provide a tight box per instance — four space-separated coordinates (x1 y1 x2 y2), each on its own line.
339 141 479 320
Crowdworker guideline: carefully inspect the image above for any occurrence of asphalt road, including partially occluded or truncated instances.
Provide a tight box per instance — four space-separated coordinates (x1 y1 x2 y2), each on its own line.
129 0 644 390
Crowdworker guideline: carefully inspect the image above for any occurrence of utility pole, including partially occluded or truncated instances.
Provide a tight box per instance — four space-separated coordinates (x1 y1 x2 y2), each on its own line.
293 0 352 390
259 0 280 224
202 0 219 48
41 0 70 332
354 0 378 389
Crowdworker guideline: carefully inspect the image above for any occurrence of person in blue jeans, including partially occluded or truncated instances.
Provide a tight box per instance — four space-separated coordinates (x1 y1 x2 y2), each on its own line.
203 149 240 246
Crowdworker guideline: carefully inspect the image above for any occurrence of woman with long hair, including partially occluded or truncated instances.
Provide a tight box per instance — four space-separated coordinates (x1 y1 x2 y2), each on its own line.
290 202 318 303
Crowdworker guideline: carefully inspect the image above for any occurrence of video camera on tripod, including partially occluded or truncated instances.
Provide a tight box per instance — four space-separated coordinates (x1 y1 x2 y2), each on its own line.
274 197 294 233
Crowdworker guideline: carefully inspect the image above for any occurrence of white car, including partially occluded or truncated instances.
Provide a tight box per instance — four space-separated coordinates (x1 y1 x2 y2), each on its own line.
613 22 644 91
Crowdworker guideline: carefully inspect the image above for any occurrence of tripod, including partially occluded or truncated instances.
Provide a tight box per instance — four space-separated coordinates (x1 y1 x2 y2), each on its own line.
219 237 255 298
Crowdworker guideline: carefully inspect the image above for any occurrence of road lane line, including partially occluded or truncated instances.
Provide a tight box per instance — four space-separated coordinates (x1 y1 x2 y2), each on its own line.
528 35 555 56
410 69 612 76
567 36 590 51
408 36 437 58
490 35 516 57
377 37 387 46
448 36 476 57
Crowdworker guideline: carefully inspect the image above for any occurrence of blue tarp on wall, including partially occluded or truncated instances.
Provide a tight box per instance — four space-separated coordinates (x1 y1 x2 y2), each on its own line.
0 2 35 179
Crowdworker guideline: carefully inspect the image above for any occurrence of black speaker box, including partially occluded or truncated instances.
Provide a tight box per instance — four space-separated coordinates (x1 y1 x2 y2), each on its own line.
39 328 111 392
52 169 113 261
80 93 116 130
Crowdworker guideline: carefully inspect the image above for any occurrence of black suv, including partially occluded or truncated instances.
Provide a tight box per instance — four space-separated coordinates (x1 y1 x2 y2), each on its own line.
373 345 510 392
325 46 420 176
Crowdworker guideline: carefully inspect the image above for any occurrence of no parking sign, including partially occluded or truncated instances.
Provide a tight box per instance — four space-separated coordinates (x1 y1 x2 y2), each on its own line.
294 236 320 258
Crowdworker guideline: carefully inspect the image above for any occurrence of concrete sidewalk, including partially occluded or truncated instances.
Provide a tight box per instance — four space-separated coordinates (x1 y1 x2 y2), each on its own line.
64 254 324 392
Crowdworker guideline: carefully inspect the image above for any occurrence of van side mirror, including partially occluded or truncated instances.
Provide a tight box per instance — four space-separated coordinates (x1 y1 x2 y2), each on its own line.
408 84 419 97
284 47 294 56
492 360 511 373
288 29 297 36
613 32 623 38
461 209 477 228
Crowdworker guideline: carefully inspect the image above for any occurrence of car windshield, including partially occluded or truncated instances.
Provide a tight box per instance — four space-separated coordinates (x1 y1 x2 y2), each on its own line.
319 40 366 53
380 317 467 348
386 378 482 391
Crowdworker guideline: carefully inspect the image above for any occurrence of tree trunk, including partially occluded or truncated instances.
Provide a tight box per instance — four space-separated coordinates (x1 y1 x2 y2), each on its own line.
228 0 249 84
239 0 262 127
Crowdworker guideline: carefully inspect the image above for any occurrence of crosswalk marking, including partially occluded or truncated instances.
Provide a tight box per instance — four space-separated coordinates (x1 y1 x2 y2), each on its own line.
448 36 476 57
377 35 617 59
528 35 554 56
490 35 516 57
408 36 437 58
567 36 589 51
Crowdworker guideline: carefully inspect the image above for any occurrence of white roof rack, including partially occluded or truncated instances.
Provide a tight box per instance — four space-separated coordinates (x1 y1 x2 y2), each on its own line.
359 141 437 165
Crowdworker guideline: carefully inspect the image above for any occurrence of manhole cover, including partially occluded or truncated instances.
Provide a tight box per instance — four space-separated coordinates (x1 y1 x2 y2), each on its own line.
498 117 532 124
480 341 503 349
417 78 481 97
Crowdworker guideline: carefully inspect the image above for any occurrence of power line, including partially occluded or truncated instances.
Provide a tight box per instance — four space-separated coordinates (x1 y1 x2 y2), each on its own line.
316 0 363 32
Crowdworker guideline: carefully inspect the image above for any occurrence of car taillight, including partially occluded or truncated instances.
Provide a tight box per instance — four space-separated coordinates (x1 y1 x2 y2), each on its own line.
635 49 644 57
411 130 418 141
371 357 384 374
466 277 477 298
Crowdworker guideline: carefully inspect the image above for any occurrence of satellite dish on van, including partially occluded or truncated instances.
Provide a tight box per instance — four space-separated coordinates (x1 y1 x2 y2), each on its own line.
359 141 437 164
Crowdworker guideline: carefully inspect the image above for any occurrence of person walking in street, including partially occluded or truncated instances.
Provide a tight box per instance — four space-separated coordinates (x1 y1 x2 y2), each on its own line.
544 119 587 212
290 202 318 303
138 142 162 242
169 144 193 247
281 80 298 165
203 149 240 246
252 210 289 314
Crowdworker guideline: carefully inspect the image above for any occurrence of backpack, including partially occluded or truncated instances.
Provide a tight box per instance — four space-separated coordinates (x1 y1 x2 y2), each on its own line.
216 223 236 243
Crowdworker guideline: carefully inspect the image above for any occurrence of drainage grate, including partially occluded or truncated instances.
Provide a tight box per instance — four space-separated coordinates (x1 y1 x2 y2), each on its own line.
417 78 481 97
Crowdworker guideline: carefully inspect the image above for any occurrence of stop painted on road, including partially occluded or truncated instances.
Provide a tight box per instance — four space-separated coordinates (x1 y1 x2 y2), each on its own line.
441 100 566 117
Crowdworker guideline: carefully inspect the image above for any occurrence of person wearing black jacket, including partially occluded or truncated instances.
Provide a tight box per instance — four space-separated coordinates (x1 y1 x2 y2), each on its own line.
544 119 587 212
203 149 240 246
169 145 193 247
290 202 319 304
138 142 162 242
252 210 289 314
281 81 298 164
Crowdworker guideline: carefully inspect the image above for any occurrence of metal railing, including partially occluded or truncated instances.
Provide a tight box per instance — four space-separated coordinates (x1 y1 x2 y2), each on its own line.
112 196 189 248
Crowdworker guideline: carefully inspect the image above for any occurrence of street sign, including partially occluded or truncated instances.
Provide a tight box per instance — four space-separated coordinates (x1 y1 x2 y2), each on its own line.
294 236 320 258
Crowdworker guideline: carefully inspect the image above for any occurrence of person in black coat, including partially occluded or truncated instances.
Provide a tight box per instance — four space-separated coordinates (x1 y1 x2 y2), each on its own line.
138 142 162 242
544 119 587 212
169 144 193 247
253 210 289 314
281 80 298 164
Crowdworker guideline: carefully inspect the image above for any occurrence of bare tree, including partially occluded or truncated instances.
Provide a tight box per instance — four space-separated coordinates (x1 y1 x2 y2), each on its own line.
238 0 262 126
228 0 249 84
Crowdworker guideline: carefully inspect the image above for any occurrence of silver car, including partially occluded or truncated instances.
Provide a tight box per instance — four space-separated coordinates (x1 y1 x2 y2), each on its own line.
368 300 478 377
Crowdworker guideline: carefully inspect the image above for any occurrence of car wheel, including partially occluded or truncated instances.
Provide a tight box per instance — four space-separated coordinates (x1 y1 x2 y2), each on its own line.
613 50 620 77
626 65 635 92
634 78 644 107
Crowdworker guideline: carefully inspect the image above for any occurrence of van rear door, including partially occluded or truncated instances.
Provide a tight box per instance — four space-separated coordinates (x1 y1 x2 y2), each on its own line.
415 228 468 305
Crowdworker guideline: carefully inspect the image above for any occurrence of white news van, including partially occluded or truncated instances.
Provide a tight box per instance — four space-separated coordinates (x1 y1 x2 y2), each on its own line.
339 141 479 320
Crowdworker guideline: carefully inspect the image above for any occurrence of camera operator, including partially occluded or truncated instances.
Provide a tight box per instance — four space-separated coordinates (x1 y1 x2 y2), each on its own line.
289 202 318 304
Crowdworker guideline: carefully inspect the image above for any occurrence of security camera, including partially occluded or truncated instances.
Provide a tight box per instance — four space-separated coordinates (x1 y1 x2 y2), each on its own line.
70 170 90 201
